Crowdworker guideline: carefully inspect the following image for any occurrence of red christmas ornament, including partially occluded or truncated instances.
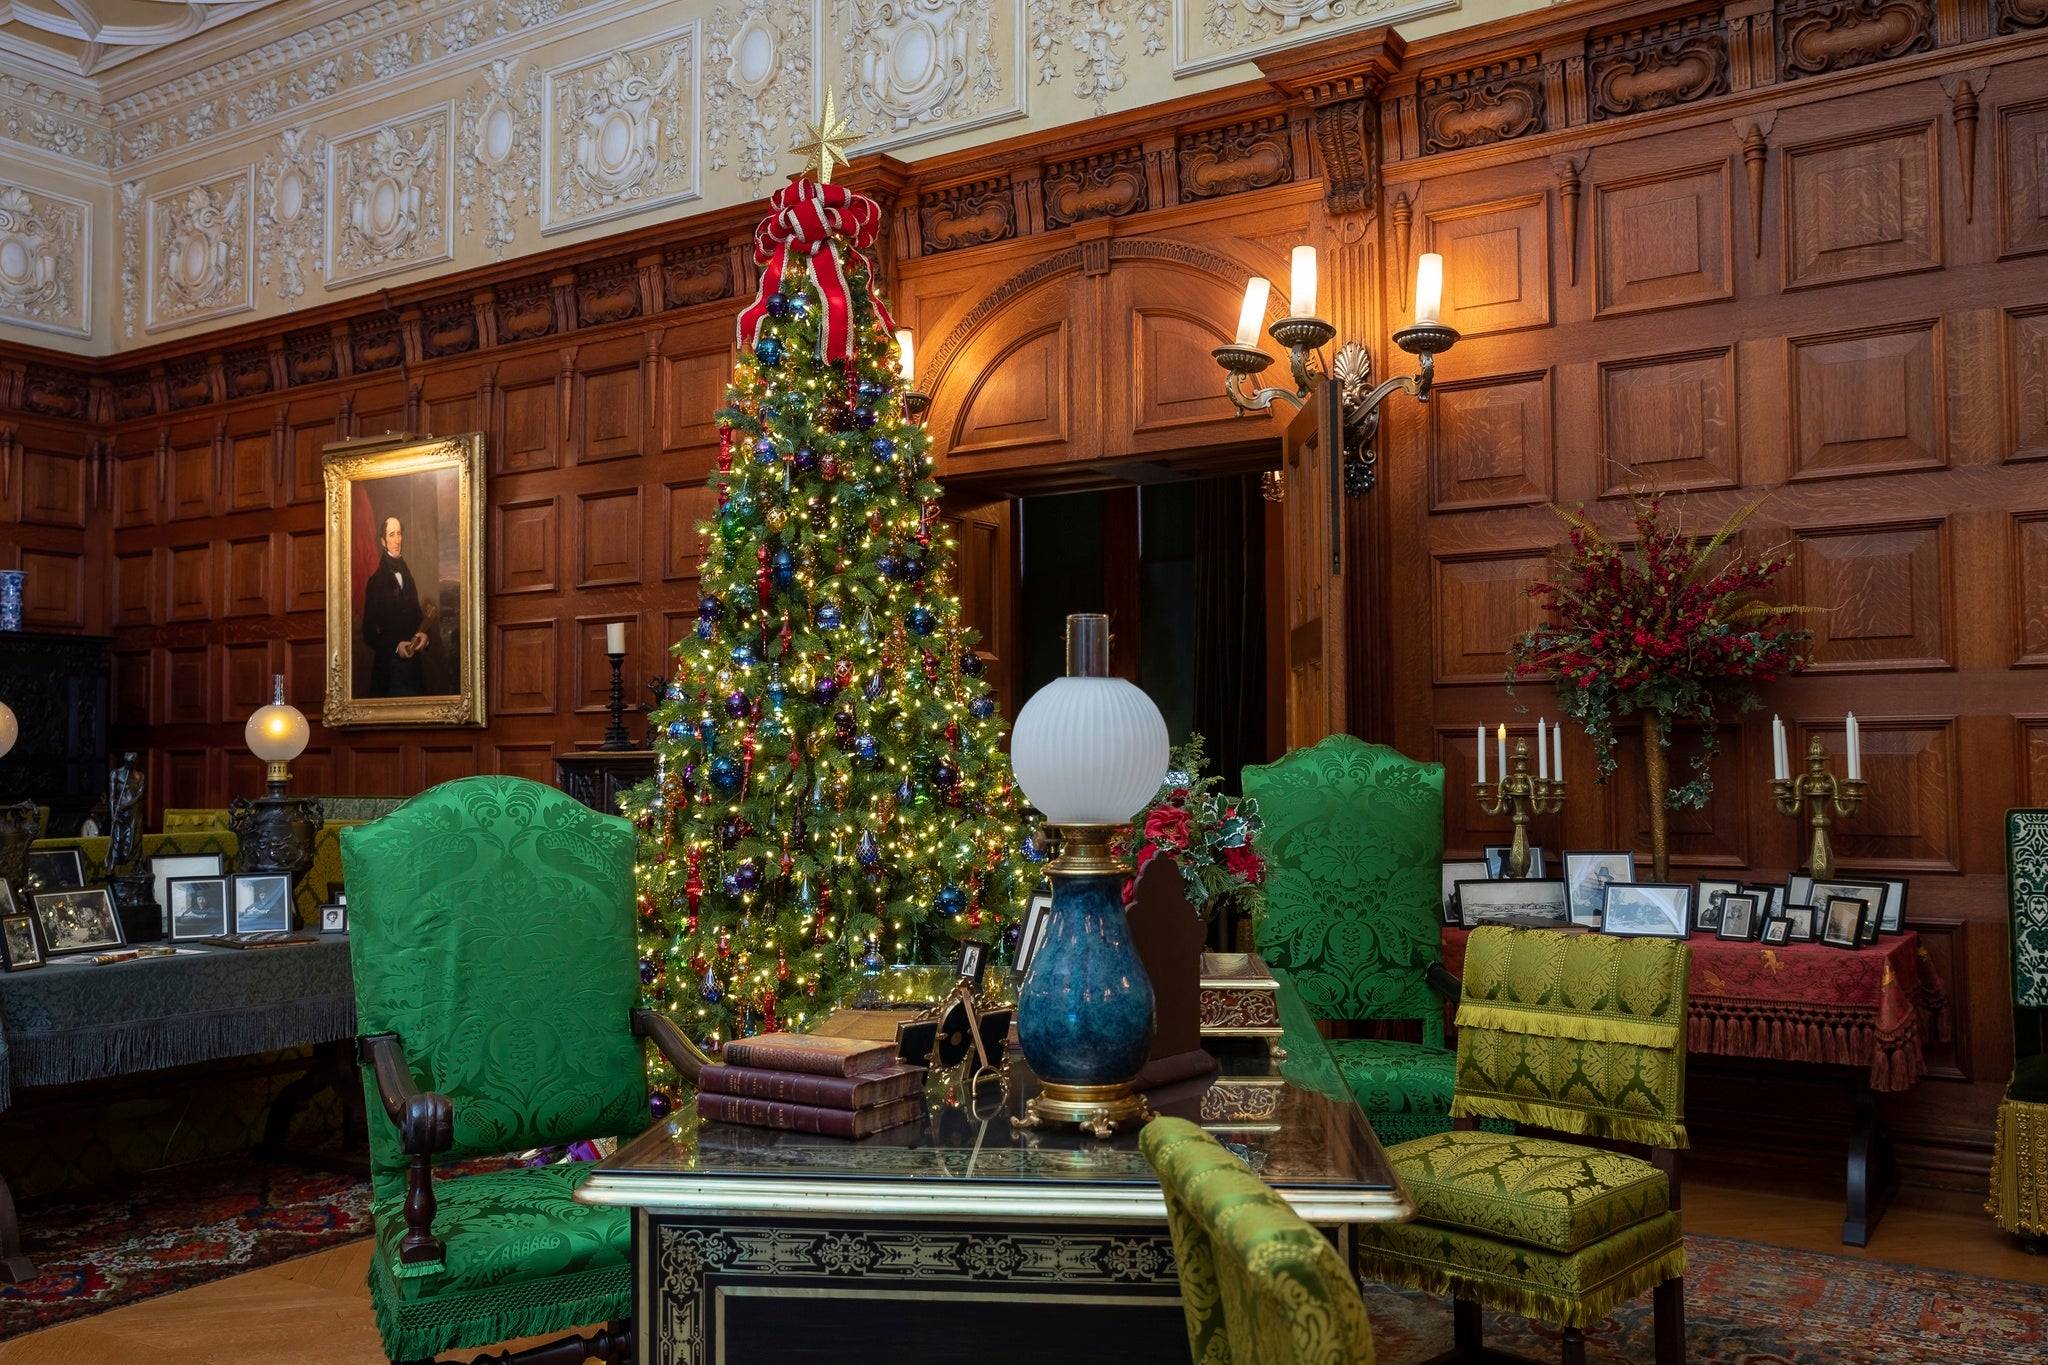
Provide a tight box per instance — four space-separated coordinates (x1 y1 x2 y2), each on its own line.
685 848 703 915
742 730 757 792
923 651 939 684
777 955 790 982
917 503 935 547
718 426 734 472
779 614 793 655
868 509 883 533
691 953 707 973
756 546 773 607
779 836 793 879
717 933 731 957
821 453 839 480
834 658 854 687
967 908 983 928
946 721 960 748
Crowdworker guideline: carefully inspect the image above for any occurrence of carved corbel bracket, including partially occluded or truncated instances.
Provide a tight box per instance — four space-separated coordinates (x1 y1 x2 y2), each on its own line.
1551 151 1589 285
1736 111 1777 257
1256 29 1406 218
1942 70 1990 222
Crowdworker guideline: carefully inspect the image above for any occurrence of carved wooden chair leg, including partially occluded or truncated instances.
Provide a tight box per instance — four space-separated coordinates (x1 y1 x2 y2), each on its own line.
0 1169 35 1283
1560 1327 1587 1365
450 1321 634 1365
1653 1276 1686 1364
1453 1297 1485 1355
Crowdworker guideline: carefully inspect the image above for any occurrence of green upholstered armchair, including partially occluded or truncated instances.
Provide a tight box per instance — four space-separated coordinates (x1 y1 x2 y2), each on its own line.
1990 808 2048 1251
1142 1117 1376 1365
1352 925 1690 1365
340 776 709 1365
1240 735 1461 1144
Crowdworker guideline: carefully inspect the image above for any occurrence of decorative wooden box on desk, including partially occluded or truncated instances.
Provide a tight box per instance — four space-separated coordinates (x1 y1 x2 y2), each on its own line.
1197 951 1284 1041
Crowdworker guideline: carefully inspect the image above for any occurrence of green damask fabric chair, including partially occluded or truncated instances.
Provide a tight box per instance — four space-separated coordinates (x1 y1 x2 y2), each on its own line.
1241 735 1460 1144
1352 926 1690 1365
1142 1117 1375 1365
341 775 707 1365
1990 808 2048 1250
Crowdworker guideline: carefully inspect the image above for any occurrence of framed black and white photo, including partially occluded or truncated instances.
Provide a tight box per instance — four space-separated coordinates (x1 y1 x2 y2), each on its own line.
1788 874 1815 908
1602 883 1692 938
1810 881 1885 945
1563 851 1634 928
0 880 14 915
1820 896 1867 949
1761 917 1792 946
1455 878 1570 927
1014 884 1054 976
233 875 294 933
30 886 125 955
1878 879 1910 934
1440 860 1489 925
167 875 231 942
319 902 348 934
0 914 43 971
1714 893 1760 942
955 937 990 988
26 849 83 891
1694 879 1745 933
1781 904 1818 942
1483 845 1545 879
151 852 225 921
1746 883 1786 917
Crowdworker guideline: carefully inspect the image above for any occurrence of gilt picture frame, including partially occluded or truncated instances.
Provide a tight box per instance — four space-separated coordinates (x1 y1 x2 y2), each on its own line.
323 432 487 728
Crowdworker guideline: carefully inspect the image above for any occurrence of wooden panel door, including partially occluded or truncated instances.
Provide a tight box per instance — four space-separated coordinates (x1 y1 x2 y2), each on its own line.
940 497 1018 720
1280 380 1345 747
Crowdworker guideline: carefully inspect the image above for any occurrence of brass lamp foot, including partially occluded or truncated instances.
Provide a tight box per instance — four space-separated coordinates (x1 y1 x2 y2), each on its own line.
1019 1082 1153 1139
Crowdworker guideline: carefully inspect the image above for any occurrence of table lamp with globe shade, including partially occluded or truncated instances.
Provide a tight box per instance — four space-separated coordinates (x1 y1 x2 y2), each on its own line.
230 676 324 897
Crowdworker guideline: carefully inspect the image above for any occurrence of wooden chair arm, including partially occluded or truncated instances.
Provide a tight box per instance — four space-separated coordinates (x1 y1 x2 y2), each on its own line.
633 1008 712 1085
356 1032 451 1265
1425 961 1462 1005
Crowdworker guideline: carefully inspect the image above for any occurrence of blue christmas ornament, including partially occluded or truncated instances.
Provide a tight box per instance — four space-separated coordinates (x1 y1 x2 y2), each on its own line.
667 719 690 741
699 595 724 621
901 556 924 582
772 549 795 586
731 644 757 667
932 758 960 790
724 690 749 719
854 406 878 430
854 734 880 762
729 583 757 612
861 945 884 975
667 682 686 700
698 718 716 750
733 861 760 892
753 437 779 465
863 672 885 701
754 337 784 367
960 651 985 677
814 676 839 703
816 603 843 630
870 435 896 462
765 293 793 319
700 969 723 1002
934 886 968 917
897 778 914 804
696 620 715 641
875 553 900 579
856 830 880 868
766 678 788 707
857 379 884 402
1021 833 1048 863
709 755 743 792
639 958 657 985
969 694 996 720
793 445 818 472
722 871 743 895
906 605 937 636
787 291 812 317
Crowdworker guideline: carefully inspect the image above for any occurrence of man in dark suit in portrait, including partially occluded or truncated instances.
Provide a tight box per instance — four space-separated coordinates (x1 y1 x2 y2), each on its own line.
361 515 432 696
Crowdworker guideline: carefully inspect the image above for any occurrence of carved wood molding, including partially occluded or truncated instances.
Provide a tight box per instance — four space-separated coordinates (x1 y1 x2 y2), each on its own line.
1778 0 1935 81
1255 29 1405 217
1420 56 1550 155
1589 13 1730 119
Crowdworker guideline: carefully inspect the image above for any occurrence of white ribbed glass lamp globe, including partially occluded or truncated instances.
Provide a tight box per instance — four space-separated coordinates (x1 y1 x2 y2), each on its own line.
1010 676 1169 826
245 676 309 764
0 701 15 760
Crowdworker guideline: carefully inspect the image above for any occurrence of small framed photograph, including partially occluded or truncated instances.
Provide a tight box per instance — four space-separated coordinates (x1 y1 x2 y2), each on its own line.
319 902 348 934
1014 883 1054 976
233 874 294 933
26 849 84 890
1601 883 1692 939
167 875 232 942
1483 845 1545 879
1788 874 1815 908
0 914 44 970
1694 879 1746 933
1746 883 1786 917
1781 904 1818 942
1714 893 1761 942
1761 917 1792 946
955 937 990 988
1440 860 1489 925
151 853 225 918
30 886 126 955
1879 879 1909 934
1455 878 1570 927
1820 896 1868 949
1563 851 1635 928
1811 881 1887 945
0 880 15 915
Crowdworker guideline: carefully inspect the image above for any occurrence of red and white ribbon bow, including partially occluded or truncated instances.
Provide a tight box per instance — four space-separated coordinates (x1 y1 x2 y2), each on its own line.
736 179 894 363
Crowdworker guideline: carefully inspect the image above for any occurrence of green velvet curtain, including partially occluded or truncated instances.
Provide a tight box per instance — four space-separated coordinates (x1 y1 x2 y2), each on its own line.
1193 474 1267 796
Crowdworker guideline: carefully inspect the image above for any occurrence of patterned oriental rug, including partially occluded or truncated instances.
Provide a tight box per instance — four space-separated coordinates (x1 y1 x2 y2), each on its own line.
0 1158 2043 1361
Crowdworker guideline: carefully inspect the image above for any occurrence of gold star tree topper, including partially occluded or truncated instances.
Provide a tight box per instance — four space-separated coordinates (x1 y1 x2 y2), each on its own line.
792 90 855 185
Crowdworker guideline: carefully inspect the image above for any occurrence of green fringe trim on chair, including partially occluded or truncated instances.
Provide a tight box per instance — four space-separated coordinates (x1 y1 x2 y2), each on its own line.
370 1258 629 1362
1454 1003 1680 1051
1354 1235 1686 1330
1452 1095 1687 1151
389 1254 444 1280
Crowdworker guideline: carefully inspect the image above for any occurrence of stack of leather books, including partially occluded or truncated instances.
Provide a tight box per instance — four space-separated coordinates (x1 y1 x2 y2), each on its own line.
695 1032 926 1137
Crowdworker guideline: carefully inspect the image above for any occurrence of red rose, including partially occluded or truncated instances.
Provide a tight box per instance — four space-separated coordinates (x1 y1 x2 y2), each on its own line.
1144 805 1193 848
1222 844 1263 881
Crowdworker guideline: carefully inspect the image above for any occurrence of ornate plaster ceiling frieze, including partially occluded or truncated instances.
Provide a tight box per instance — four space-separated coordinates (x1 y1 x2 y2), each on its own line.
0 71 111 163
831 0 1022 153
145 165 252 329
0 0 289 80
456 56 539 256
1027 0 1167 115
705 0 814 189
542 25 698 234
1180 0 1454 77
257 122 323 303
0 179 87 335
326 102 450 285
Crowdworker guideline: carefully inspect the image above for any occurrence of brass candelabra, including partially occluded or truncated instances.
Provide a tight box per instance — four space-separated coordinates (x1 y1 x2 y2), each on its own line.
1771 737 1865 881
1473 738 1566 878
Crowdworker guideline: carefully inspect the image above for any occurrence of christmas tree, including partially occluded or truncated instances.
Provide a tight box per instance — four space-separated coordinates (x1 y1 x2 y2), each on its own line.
632 104 1035 1049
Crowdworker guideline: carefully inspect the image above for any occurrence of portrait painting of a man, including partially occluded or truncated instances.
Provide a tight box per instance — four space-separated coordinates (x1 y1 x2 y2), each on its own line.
323 432 486 727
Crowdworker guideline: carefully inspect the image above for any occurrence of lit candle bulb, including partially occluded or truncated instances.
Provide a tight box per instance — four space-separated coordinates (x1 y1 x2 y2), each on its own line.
1497 723 1507 784
893 328 915 385
1234 277 1271 346
1290 245 1318 319
1414 252 1444 325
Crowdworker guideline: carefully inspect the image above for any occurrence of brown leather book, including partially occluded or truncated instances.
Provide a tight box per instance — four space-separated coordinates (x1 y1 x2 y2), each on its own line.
718 1032 897 1077
697 1063 926 1111
695 1093 924 1138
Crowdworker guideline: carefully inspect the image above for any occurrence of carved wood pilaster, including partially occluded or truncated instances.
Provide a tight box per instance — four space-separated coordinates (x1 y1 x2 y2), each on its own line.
1741 122 1770 256
1724 0 1777 91
1553 153 1588 284
1945 74 1983 221
1543 43 1590 127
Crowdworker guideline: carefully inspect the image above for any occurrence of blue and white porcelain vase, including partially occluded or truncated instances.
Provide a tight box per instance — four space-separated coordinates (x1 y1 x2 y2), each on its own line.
0 570 21 632
1017 849 1157 1122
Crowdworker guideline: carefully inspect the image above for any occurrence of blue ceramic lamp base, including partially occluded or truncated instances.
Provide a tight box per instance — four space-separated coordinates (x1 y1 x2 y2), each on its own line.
1015 825 1157 1138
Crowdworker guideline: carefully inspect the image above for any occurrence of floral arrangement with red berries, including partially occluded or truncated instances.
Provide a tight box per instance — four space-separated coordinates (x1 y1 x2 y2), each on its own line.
1508 493 1810 811
1114 735 1266 916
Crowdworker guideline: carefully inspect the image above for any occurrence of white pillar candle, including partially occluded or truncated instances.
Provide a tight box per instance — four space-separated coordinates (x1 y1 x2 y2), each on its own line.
1414 252 1444 325
606 622 625 655
1537 719 1548 780
1234 277 1271 346
1476 726 1486 785
1846 713 1861 780
1290 246 1318 319
893 328 916 385
1553 720 1563 781
1497 724 1507 783
1772 715 1788 781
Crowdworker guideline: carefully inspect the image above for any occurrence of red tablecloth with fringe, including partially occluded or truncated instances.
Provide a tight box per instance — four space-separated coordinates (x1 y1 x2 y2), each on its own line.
1439 927 1949 1093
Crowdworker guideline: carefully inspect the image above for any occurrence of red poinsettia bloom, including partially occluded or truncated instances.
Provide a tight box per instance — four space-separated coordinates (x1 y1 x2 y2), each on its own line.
1144 805 1193 849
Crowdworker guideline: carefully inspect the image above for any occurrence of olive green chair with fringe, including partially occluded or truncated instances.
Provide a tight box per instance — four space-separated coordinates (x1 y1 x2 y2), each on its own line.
341 775 707 1365
1241 735 1462 1145
1990 808 2048 1251
1142 1117 1376 1365
1351 925 1691 1365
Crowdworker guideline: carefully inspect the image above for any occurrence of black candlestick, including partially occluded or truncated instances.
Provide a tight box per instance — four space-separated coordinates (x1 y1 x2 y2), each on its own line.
603 652 631 750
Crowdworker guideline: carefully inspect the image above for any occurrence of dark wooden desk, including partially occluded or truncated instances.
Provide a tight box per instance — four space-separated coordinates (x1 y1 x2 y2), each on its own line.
578 993 1407 1365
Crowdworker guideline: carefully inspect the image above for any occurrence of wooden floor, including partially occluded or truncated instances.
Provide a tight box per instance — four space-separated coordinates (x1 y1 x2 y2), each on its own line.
1 1170 2043 1364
